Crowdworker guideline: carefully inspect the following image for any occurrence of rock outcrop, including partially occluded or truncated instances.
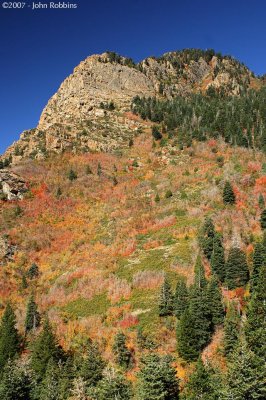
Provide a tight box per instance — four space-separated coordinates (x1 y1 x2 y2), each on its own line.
1 49 260 163
0 235 16 265
0 170 28 200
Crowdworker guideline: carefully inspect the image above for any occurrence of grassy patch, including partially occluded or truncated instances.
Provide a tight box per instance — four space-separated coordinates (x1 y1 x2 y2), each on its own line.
62 293 110 318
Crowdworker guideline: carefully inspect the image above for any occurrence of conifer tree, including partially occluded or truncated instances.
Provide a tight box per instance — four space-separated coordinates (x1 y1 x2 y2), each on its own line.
251 242 264 291
25 295 41 333
93 366 132 400
194 255 207 289
176 311 199 361
258 193 265 209
200 218 215 259
68 168 77 181
27 263 39 280
210 234 226 282
227 338 266 400
173 279 188 319
245 265 266 360
225 246 249 289
112 332 132 370
0 359 33 400
207 275 224 326
183 358 218 400
223 181 236 205
0 303 21 373
158 276 174 316
31 318 64 381
21 274 28 290
260 208 266 229
137 353 179 400
39 358 60 400
80 341 105 389
97 162 102 176
223 302 240 355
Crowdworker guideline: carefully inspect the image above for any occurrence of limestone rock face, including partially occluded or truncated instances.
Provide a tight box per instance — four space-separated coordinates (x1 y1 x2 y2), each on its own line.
0 236 16 265
1 50 258 163
0 170 28 200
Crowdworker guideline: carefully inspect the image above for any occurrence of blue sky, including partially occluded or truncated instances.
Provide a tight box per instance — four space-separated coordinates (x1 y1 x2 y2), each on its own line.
0 0 266 154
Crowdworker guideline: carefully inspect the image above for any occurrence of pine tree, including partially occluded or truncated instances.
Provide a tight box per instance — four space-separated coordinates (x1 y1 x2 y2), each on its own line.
176 311 199 361
260 208 266 230
0 359 33 400
85 165 92 175
39 358 60 400
173 279 188 319
21 274 28 290
193 255 207 289
227 338 266 400
223 181 236 205
27 263 39 280
97 162 102 177
183 358 219 400
200 217 216 261
155 193 160 202
207 275 224 326
137 353 179 400
80 341 105 389
67 168 77 181
152 126 162 141
225 246 249 289
25 295 41 333
251 242 264 291
245 265 266 360
112 332 132 370
210 234 226 282
93 366 132 400
0 303 21 373
223 302 240 355
158 276 174 316
31 318 64 381
258 193 265 209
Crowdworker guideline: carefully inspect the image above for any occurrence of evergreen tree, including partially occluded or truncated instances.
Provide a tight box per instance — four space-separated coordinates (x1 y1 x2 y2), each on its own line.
93 366 132 400
112 332 132 370
137 353 179 400
158 276 174 316
152 126 162 141
251 242 264 291
39 358 60 400
223 181 236 205
25 295 41 333
245 265 266 359
173 279 188 319
207 275 224 326
225 246 249 289
201 218 216 261
55 187 62 198
97 162 102 177
258 193 265 209
27 263 39 280
223 302 240 355
67 168 77 181
0 303 21 373
182 358 219 400
0 359 33 400
155 193 160 202
85 165 93 175
176 311 199 361
80 341 105 389
210 234 226 282
30 318 64 381
227 338 266 400
129 138 134 147
194 255 207 289
260 208 266 230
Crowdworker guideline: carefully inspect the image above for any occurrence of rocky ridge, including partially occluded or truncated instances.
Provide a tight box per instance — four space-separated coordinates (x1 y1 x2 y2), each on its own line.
1 50 263 163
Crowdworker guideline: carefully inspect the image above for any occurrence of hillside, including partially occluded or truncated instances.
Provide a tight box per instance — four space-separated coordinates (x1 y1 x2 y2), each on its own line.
0 49 265 399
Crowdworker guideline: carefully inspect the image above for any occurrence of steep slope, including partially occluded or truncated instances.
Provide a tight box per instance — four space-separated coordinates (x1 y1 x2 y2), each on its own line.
1 49 262 163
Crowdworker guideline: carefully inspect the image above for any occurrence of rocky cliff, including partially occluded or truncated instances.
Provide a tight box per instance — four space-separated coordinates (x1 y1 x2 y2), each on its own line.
1 49 262 162
0 170 28 200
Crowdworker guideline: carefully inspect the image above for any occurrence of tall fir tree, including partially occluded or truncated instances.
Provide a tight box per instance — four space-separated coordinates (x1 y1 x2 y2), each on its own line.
245 265 266 360
80 341 105 389
30 318 64 381
207 275 224 326
227 338 266 400
260 208 266 229
137 353 179 400
200 218 215 260
250 242 265 292
0 303 21 373
223 302 240 355
182 358 219 400
223 181 236 205
112 332 132 370
92 366 132 400
25 295 41 333
27 263 39 280
194 255 207 289
225 246 249 289
258 193 265 209
158 276 174 316
210 234 226 282
0 359 33 400
176 311 199 361
39 358 60 400
173 279 188 319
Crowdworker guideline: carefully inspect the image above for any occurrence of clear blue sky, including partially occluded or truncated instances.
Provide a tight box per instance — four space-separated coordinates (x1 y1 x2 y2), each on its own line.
0 0 266 154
